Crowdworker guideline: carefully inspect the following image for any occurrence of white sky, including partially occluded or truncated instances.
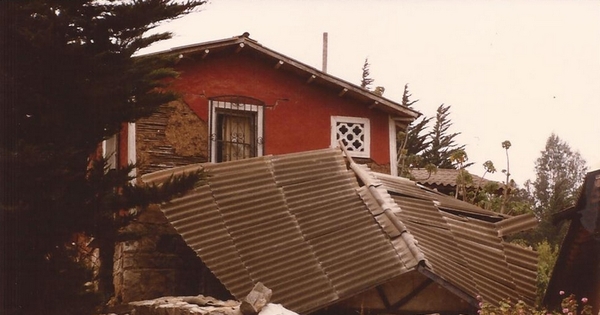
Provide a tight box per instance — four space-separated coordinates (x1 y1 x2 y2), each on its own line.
141 0 600 186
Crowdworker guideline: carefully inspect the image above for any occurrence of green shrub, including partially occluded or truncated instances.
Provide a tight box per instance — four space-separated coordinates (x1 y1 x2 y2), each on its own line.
478 292 593 315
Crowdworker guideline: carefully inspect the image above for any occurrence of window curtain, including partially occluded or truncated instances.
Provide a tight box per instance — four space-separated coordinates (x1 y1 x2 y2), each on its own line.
220 114 254 161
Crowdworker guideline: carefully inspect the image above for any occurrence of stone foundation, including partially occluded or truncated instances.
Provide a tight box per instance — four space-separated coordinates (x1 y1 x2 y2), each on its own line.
113 206 207 304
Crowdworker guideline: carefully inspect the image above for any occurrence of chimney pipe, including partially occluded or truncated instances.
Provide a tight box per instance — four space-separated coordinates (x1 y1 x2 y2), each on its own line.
322 32 328 73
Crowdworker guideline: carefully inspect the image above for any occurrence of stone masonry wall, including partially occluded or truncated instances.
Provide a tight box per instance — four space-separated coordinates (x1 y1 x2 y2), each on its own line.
136 101 208 175
113 205 203 304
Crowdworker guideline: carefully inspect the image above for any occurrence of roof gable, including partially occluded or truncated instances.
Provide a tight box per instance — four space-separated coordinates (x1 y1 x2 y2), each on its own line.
148 33 420 121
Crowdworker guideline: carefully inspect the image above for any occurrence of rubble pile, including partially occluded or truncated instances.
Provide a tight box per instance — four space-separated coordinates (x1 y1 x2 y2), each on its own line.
126 283 297 315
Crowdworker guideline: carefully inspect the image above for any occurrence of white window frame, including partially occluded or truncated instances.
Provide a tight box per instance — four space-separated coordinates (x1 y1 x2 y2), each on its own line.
209 100 264 163
389 116 398 176
102 124 137 180
102 134 118 170
331 116 371 158
127 123 137 180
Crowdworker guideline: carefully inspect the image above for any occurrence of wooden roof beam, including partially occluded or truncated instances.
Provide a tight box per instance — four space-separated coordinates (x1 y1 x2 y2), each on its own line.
306 74 316 84
338 88 348 97
274 60 284 69
202 49 210 59
393 117 415 123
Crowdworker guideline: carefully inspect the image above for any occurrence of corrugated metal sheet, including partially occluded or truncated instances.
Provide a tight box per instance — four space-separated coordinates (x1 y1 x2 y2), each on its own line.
410 168 496 189
389 194 479 297
442 213 520 303
271 149 408 297
496 213 539 237
376 172 538 305
142 148 538 312
373 172 505 220
503 242 538 305
142 148 408 314
157 184 254 297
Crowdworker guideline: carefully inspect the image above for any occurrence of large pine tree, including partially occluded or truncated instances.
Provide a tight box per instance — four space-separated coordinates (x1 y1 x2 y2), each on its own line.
396 84 431 177
420 104 466 169
400 84 431 157
1 1 205 314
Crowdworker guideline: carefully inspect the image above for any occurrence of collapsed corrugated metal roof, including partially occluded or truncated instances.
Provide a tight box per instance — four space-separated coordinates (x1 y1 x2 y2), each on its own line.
141 148 538 314
410 168 499 190
356 165 538 310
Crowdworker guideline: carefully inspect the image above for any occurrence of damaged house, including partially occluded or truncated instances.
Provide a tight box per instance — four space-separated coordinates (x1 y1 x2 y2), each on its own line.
127 147 539 314
103 33 419 177
107 32 422 308
106 34 539 314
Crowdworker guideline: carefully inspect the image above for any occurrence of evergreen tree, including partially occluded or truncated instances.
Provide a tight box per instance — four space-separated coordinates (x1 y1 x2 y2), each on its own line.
397 84 431 177
360 57 374 90
526 133 587 246
401 84 430 156
420 104 467 169
1 1 206 314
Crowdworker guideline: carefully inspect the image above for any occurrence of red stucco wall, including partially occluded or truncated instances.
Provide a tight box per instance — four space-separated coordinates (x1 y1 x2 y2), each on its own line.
118 122 129 168
168 51 391 164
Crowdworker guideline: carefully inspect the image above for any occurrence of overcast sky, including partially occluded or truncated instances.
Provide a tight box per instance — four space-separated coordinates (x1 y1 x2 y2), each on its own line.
141 0 600 186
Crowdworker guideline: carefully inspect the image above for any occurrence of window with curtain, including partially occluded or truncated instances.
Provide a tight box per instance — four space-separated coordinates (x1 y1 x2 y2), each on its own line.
209 96 264 163
216 110 255 161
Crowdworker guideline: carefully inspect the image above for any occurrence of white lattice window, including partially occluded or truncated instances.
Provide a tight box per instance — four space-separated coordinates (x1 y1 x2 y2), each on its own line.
331 116 370 158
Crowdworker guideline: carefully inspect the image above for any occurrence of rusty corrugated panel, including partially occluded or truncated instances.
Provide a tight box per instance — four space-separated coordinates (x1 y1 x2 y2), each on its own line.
354 177 423 271
377 172 538 306
410 168 496 189
145 155 337 313
204 156 337 312
375 172 504 220
142 148 413 314
140 162 205 185
442 213 522 303
374 173 435 200
496 213 539 237
503 242 538 304
272 149 409 298
144 147 538 312
270 148 348 185
435 196 503 219
389 194 479 296
159 184 254 297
